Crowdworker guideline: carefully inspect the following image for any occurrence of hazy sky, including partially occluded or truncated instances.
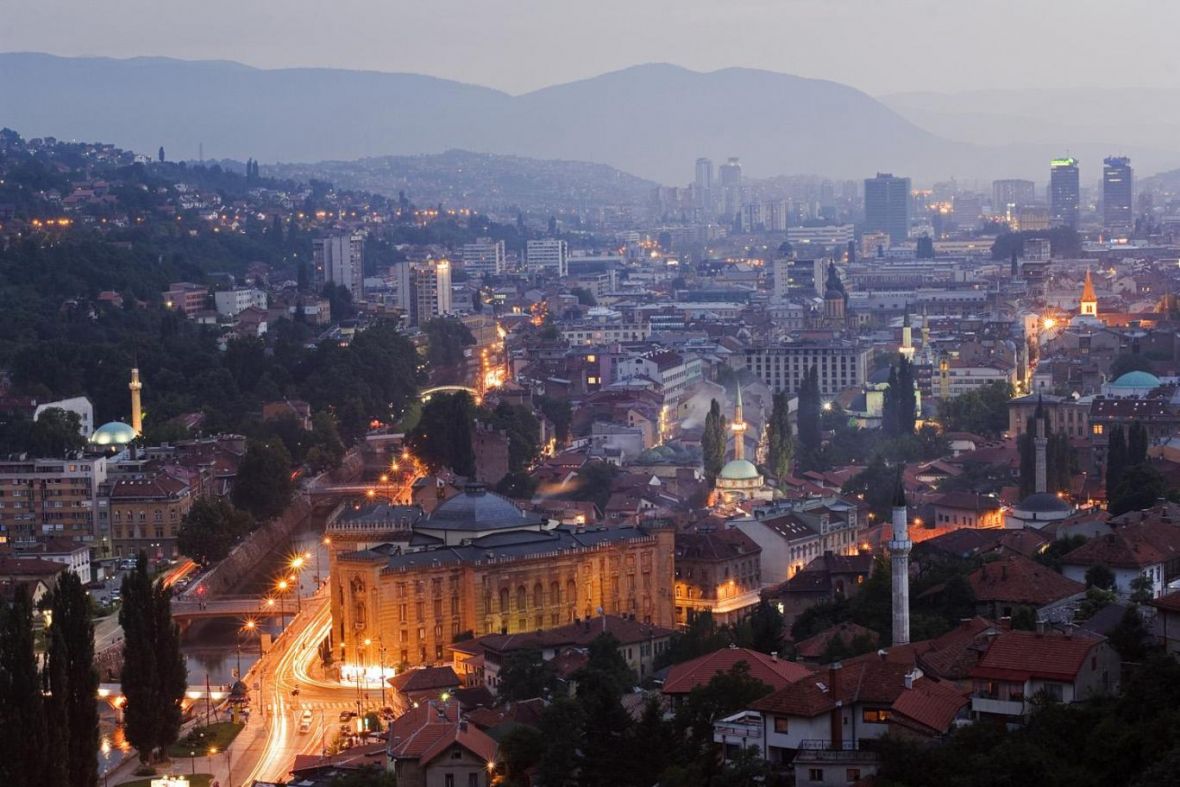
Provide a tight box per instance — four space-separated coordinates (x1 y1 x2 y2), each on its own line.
6 0 1179 95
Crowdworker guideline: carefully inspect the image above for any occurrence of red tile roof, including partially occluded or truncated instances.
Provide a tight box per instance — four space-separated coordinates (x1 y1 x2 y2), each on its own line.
793 623 880 661
473 615 675 654
388 666 460 694
968 554 1085 607
751 658 913 718
662 646 812 695
889 678 970 736
970 630 1104 683
1063 520 1180 570
387 699 497 767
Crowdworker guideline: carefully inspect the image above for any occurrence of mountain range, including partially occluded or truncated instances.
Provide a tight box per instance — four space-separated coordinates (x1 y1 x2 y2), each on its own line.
4 52 1180 186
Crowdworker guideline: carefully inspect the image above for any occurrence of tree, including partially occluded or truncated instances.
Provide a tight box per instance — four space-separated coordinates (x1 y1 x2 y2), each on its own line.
1109 463 1168 517
9 408 87 457
1129 574 1154 605
577 633 634 694
321 283 356 321
675 662 773 756
497 724 546 787
178 498 255 565
157 146 165 163
497 649 558 702
843 456 896 523
1109 353 1154 380
882 356 917 437
407 391 476 476
47 571 99 787
120 555 187 763
570 286 597 306
797 365 822 452
536 698 585 786
0 586 51 787
232 439 295 520
1106 423 1127 502
938 381 1013 438
701 398 727 484
422 316 476 370
745 599 784 654
487 401 541 474
765 390 795 480
537 395 572 445
1128 420 1149 465
1085 564 1115 591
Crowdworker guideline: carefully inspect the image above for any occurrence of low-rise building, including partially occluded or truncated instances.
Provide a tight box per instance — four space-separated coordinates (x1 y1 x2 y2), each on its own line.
106 471 194 562
386 699 498 787
674 529 763 628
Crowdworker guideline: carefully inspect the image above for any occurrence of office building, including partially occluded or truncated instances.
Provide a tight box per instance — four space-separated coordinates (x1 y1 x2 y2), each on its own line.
787 224 855 247
864 173 911 243
1103 156 1133 231
526 239 568 277
461 238 506 277
719 157 743 221
313 233 365 300
992 179 1036 214
694 157 714 214
1049 157 1080 228
743 342 871 396
213 288 267 317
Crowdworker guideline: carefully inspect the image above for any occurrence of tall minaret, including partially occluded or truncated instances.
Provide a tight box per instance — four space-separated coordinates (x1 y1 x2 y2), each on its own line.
731 385 747 462
890 474 911 646
129 367 143 435
899 307 914 360
1034 399 1048 495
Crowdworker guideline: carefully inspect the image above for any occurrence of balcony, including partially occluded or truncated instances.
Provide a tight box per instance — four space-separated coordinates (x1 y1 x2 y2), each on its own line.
794 740 878 764
972 696 1026 716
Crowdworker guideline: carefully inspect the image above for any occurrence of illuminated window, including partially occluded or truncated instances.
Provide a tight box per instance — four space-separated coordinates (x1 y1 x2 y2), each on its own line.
1092 424 1104 435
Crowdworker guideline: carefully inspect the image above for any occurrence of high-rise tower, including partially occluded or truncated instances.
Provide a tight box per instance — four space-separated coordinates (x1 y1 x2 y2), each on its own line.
1102 156 1133 231
129 367 143 435
890 477 911 646
1049 157 1080 228
864 173 911 243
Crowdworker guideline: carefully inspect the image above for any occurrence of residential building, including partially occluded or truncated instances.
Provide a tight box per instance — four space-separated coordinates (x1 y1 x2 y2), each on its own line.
930 492 1003 530
330 485 676 670
1060 520 1180 600
386 699 498 787
413 259 453 325
526 239 568 277
719 157 743 221
1049 157 1080 228
461 238 506 277
992 179 1035 214
456 614 676 692
213 287 267 317
106 471 195 561
967 554 1086 621
1008 394 1091 439
0 457 108 549
33 396 94 439
731 497 861 586
970 629 1119 719
314 233 365 300
695 157 714 215
674 529 763 628
864 173 911 242
1102 156 1133 230
744 342 871 397
663 647 812 707
162 282 210 316
16 537 92 583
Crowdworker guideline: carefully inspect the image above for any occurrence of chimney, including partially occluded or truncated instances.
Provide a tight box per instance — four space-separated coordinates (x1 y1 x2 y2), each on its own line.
771 651 778 661
1036 619 1046 636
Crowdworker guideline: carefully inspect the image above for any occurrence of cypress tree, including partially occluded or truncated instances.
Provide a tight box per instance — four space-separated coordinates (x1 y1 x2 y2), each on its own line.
702 399 726 484
766 391 794 480
882 364 900 436
47 571 99 787
797 366 822 451
0 586 51 787
120 554 187 763
1128 420 1149 465
1107 424 1127 503
897 356 917 435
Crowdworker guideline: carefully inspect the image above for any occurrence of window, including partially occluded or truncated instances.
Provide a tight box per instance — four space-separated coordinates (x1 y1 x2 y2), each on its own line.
847 768 862 781
808 768 824 782
469 774 479 787
773 716 789 733
445 774 455 787
862 708 892 723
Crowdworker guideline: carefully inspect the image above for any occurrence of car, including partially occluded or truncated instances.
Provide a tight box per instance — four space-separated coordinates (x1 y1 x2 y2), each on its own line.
298 709 312 734
339 710 357 723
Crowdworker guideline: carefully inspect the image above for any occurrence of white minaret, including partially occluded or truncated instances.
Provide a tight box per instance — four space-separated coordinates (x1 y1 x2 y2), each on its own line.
899 307 914 360
1034 402 1048 495
731 385 747 462
890 477 911 646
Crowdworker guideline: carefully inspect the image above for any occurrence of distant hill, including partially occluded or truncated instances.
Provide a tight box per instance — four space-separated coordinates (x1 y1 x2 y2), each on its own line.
263 149 658 211
1 53 976 183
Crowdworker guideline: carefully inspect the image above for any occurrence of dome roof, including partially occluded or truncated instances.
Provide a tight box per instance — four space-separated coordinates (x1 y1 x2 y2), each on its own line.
719 459 761 481
1016 492 1071 513
426 484 543 531
90 421 137 446
1110 371 1161 389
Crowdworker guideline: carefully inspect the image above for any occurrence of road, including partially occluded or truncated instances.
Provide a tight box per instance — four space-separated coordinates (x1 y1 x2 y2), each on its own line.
225 592 372 787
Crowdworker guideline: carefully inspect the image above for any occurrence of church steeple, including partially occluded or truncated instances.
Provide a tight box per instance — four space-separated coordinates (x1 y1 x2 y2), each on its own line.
1080 269 1098 318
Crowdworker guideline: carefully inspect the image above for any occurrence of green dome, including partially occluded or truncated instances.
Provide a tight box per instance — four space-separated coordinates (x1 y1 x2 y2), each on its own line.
719 459 760 481
1110 371 1161 389
90 421 137 446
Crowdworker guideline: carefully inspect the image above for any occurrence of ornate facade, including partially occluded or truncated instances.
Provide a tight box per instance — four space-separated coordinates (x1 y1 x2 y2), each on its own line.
329 485 675 670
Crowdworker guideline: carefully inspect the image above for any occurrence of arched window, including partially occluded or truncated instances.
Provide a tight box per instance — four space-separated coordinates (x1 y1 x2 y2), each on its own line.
550 581 561 606
533 582 544 608
516 585 527 611
499 588 510 613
